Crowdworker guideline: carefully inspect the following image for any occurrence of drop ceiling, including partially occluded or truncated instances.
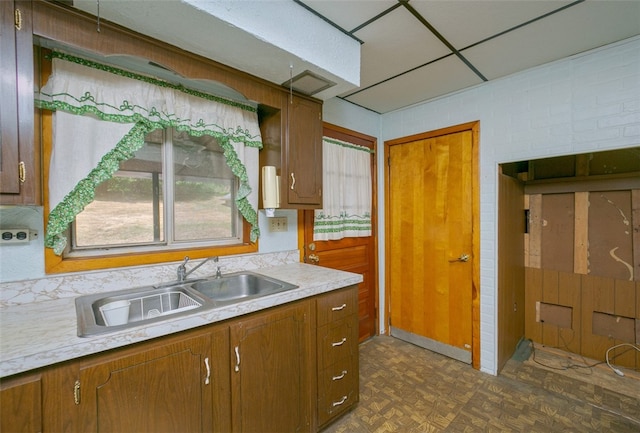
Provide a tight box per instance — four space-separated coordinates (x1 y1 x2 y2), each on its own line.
302 0 640 113
70 1 640 114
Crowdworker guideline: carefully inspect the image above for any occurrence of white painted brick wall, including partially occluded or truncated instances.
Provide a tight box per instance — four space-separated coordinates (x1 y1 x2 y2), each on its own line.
380 36 640 375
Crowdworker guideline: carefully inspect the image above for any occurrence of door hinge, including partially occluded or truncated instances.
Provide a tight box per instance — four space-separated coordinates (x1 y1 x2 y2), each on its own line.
73 380 81 405
18 161 25 183
14 8 22 30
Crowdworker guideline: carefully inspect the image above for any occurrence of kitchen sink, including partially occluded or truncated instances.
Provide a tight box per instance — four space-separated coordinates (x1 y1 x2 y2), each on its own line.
75 284 214 337
189 272 298 304
75 272 298 337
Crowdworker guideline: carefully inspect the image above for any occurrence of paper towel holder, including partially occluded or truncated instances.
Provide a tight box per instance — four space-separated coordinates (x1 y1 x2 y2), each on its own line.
261 166 280 217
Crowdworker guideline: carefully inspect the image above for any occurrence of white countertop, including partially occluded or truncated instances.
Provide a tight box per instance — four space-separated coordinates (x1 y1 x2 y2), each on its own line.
0 263 363 378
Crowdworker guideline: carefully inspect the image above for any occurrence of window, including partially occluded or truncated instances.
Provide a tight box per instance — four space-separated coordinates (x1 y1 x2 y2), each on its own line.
70 128 242 257
37 49 262 273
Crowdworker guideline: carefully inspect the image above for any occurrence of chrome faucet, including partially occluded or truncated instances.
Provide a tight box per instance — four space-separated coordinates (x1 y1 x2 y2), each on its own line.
177 256 215 282
214 256 222 279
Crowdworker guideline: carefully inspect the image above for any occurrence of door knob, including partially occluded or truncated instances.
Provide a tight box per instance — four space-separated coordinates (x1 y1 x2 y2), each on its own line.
449 253 470 263
308 253 320 264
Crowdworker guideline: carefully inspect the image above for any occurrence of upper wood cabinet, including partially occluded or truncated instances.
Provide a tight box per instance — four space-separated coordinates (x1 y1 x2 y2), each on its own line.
0 0 39 205
282 94 323 208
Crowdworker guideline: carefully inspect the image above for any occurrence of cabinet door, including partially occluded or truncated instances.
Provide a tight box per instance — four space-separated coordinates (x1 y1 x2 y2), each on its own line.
0 0 36 204
0 372 42 433
230 301 312 433
78 333 212 433
284 95 322 207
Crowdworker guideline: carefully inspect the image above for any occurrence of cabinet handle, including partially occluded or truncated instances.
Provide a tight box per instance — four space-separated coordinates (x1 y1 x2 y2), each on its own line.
204 357 211 385
331 303 347 311
18 162 25 183
332 370 347 381
290 173 296 190
234 346 240 372
332 337 347 347
73 380 80 405
332 395 348 407
14 8 22 30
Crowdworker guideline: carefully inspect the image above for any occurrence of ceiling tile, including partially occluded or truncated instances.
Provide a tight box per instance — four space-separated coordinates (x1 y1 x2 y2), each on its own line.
354 7 452 87
462 1 640 81
344 55 483 113
300 0 397 32
410 0 574 49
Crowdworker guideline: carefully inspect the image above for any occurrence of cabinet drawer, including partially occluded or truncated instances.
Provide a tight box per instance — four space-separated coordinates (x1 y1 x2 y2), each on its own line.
318 317 358 369
317 386 357 427
317 286 358 326
318 360 357 399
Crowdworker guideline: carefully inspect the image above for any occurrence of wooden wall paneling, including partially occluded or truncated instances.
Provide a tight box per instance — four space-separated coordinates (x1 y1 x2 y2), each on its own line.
636 281 640 368
525 267 543 343
557 272 581 354
528 194 542 269
541 194 574 273
497 172 525 371
524 194 530 267
541 270 560 347
580 274 615 362
574 192 589 274
632 190 640 281
613 279 637 368
588 190 634 280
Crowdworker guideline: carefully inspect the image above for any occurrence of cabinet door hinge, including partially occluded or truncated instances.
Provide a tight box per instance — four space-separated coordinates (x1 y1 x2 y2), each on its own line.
73 380 81 405
18 161 25 183
14 8 22 30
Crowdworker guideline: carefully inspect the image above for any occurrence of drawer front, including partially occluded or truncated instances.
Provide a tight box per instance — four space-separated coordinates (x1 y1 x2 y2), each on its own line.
318 317 358 369
317 286 358 326
318 386 358 427
318 360 358 399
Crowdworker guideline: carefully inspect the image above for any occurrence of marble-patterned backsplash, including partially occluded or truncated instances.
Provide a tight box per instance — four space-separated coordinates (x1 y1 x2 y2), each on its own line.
0 250 300 307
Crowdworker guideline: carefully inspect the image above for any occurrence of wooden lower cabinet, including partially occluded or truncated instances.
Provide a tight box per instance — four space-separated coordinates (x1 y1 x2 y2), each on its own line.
77 331 213 433
0 371 42 433
0 287 359 433
230 300 312 433
316 286 360 428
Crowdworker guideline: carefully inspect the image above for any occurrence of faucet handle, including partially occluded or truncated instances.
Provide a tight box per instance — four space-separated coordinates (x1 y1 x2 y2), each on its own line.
181 256 190 267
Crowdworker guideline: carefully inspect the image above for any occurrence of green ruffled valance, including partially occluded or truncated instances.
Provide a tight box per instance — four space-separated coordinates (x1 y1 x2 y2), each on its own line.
36 51 263 254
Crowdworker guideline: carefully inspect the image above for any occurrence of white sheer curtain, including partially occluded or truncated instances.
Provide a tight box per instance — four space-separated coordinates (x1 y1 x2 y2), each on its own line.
313 137 372 240
36 53 262 254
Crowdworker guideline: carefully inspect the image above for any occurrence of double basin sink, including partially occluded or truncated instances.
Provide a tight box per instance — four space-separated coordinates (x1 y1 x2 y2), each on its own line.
75 272 298 337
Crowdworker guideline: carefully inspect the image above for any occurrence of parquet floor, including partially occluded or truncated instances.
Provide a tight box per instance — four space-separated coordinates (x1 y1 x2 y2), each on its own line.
321 336 640 432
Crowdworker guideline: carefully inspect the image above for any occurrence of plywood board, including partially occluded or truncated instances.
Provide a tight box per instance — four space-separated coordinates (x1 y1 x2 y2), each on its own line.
592 311 635 342
588 191 633 280
541 194 574 272
536 302 572 329
574 192 589 274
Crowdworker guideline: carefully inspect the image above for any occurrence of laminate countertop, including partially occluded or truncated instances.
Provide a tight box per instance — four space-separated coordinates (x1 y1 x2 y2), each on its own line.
0 263 363 378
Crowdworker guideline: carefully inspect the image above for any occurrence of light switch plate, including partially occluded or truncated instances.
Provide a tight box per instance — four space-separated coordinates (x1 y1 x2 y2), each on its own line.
268 216 288 232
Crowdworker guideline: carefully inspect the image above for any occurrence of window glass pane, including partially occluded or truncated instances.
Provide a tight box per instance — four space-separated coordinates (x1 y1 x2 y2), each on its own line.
172 131 237 241
73 137 164 248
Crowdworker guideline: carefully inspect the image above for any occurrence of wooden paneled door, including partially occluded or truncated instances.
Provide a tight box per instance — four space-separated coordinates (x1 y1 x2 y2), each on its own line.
385 122 479 367
303 123 378 342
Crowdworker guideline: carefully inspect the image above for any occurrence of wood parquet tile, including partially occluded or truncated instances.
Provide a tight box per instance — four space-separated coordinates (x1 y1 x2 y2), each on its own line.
321 336 640 433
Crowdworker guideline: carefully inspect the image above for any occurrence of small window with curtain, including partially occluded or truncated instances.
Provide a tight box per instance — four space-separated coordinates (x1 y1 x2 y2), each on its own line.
36 49 262 269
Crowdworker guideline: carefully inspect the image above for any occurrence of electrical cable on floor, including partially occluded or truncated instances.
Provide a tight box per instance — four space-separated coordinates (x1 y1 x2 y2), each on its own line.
605 343 640 377
529 338 605 374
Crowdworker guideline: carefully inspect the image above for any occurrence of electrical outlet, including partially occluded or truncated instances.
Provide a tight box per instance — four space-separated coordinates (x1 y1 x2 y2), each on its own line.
0 228 38 244
268 217 288 232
